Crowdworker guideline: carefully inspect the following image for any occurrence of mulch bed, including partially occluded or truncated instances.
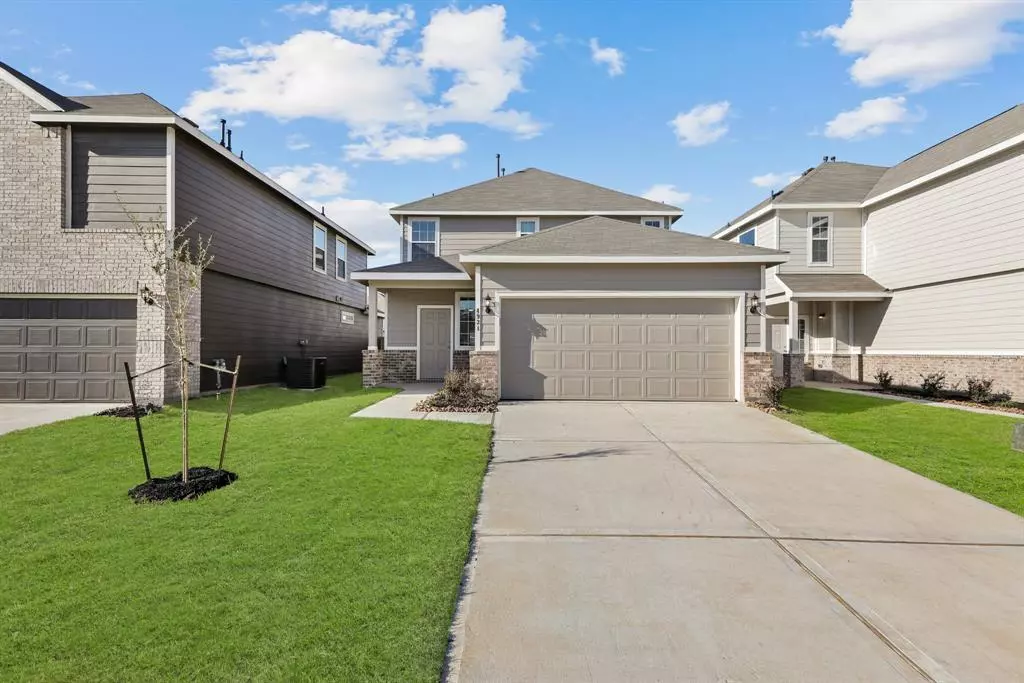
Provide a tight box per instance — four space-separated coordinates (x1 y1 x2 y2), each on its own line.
129 467 237 503
97 403 162 418
867 388 1024 415
414 401 497 413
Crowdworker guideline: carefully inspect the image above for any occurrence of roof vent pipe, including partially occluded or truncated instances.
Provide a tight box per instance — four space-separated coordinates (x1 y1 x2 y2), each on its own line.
226 129 232 152
496 153 501 178
219 119 227 146
240 150 244 161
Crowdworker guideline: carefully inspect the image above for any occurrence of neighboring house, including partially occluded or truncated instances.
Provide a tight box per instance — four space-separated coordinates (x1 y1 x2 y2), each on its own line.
713 104 1024 398
353 168 786 401
0 63 374 403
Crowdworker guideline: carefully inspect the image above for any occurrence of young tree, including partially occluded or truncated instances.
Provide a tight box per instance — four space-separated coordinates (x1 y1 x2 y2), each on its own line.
123 200 212 483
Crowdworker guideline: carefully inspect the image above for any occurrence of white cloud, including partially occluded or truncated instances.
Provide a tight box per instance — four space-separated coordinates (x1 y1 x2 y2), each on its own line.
55 71 95 91
345 132 467 162
278 2 326 17
669 101 730 147
589 38 625 77
322 197 402 266
641 184 691 206
285 133 311 150
268 163 350 198
818 0 1024 90
183 4 540 159
824 95 921 139
751 171 800 188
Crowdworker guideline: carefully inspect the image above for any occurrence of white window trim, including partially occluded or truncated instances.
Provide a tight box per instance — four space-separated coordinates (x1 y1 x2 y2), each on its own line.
454 291 476 350
64 125 73 228
407 216 440 261
416 305 454 381
807 212 833 267
641 216 665 229
516 217 540 237
335 236 348 281
312 224 327 274
737 228 756 246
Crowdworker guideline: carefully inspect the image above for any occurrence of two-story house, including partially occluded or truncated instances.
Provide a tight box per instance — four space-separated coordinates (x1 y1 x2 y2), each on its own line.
0 62 374 403
353 168 787 401
713 104 1024 398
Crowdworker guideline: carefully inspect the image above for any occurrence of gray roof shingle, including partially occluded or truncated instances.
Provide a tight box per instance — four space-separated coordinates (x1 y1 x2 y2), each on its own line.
66 93 176 117
776 273 888 294
865 103 1024 201
357 255 466 275
468 216 786 259
0 61 82 110
391 168 683 215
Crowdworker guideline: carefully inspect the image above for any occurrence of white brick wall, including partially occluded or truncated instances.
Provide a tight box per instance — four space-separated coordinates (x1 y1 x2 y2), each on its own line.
0 80 190 403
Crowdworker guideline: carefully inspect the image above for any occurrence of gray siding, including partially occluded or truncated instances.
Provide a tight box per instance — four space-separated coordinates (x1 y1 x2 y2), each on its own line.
777 208 862 274
865 148 1024 290
385 288 462 348
175 136 368 311
199 271 368 390
480 263 760 347
428 215 662 258
854 270 1024 352
71 128 166 229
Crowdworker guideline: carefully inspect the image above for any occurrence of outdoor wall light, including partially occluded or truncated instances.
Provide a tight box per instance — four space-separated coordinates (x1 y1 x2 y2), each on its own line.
817 311 827 320
484 294 497 315
748 294 761 315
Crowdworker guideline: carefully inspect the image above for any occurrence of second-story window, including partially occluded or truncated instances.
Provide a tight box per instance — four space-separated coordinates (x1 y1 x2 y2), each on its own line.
336 236 348 280
808 213 831 265
641 217 665 229
738 229 755 245
313 225 327 273
516 217 539 236
410 218 438 261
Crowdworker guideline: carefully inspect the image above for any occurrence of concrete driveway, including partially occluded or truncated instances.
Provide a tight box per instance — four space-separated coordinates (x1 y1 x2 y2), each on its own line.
449 401 1024 682
0 403 121 436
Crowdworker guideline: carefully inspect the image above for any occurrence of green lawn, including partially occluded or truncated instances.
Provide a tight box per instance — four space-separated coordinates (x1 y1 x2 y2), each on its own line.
0 375 491 682
781 387 1024 516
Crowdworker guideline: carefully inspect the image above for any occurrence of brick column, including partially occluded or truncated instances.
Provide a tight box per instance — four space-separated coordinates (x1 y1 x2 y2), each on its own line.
469 350 498 399
362 349 383 387
782 353 805 387
742 352 773 401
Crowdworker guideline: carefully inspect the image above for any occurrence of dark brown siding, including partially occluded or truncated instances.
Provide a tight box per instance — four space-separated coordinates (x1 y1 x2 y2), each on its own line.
199 271 368 390
175 135 368 310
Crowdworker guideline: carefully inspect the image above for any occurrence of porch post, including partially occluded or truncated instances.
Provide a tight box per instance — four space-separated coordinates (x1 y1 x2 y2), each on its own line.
787 299 799 353
366 284 378 350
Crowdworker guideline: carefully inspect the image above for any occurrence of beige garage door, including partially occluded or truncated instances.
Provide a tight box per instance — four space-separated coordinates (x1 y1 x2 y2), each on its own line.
500 299 734 401
0 299 137 402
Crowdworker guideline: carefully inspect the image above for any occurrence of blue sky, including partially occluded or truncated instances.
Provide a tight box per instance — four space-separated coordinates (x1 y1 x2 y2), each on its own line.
3 0 1023 264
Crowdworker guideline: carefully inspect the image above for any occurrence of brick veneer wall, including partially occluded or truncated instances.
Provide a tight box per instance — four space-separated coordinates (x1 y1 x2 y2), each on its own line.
742 352 772 401
469 350 498 399
361 349 417 386
808 354 855 384
454 349 470 371
0 81 175 404
862 354 1024 399
781 353 805 388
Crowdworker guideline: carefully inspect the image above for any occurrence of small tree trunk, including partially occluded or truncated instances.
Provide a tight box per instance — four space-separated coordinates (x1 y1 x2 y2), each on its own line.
180 357 190 483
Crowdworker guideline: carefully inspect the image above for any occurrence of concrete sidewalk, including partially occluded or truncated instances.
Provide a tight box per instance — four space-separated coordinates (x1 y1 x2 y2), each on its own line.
448 401 1024 682
351 384 494 425
0 402 123 436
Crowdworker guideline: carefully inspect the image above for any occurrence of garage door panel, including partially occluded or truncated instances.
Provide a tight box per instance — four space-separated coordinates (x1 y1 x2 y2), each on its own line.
500 298 735 401
0 299 136 401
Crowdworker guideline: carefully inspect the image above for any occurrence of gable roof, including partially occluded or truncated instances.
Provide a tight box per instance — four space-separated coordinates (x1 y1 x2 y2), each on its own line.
65 93 176 117
865 103 1024 202
462 216 786 264
356 255 466 275
0 61 81 111
776 273 888 296
390 168 683 217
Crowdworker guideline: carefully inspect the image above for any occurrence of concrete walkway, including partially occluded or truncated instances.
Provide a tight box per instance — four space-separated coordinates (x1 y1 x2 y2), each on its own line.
449 401 1024 682
0 402 123 436
351 383 494 425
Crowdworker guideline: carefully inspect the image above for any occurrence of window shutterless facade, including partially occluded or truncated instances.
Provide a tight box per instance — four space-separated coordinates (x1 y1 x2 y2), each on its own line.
409 218 438 261
641 217 665 229
808 213 832 265
335 236 348 280
313 224 327 272
516 217 539 236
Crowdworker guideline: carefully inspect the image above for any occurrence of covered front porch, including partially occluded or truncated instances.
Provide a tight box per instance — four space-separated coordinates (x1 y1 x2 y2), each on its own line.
765 273 891 383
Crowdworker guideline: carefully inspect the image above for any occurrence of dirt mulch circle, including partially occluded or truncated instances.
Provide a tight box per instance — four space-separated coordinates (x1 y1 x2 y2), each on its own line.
129 467 237 503
97 403 162 418
414 401 497 413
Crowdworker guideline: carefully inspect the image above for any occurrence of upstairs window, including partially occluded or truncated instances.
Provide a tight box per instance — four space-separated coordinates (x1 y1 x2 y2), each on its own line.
516 217 539 236
641 217 665 229
738 229 755 246
457 294 476 348
313 225 327 273
336 236 348 280
410 218 438 261
808 213 831 265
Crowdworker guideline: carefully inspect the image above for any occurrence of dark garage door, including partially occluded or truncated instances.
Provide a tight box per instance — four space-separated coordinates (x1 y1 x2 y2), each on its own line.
0 298 137 402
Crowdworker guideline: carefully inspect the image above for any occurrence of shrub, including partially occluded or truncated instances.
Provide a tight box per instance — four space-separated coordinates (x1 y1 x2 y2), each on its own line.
416 369 497 412
874 368 894 391
965 376 995 404
754 376 785 411
919 372 946 398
